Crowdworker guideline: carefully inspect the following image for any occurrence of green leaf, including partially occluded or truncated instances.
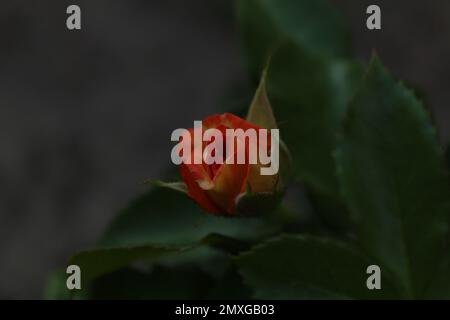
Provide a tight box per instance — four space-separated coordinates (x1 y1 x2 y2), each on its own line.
206 266 253 299
266 42 362 208
69 245 186 286
237 0 350 76
59 187 283 295
267 43 362 197
86 255 251 299
73 245 240 299
99 187 281 248
44 270 72 300
89 265 215 299
236 235 398 299
445 143 450 171
335 56 450 297
425 253 450 299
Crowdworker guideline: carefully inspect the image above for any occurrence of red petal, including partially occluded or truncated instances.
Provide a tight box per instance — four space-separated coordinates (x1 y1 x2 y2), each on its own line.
203 114 226 129
206 160 249 214
180 164 221 214
222 113 260 131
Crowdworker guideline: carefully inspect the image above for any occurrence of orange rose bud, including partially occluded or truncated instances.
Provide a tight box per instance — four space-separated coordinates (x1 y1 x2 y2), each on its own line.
179 113 280 215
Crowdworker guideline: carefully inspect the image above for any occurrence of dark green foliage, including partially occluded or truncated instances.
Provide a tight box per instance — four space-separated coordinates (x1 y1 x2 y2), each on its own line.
236 0 350 77
335 58 450 297
236 235 398 299
46 0 450 299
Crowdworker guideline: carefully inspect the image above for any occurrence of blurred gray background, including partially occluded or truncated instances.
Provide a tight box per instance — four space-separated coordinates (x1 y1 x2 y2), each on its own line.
0 0 449 299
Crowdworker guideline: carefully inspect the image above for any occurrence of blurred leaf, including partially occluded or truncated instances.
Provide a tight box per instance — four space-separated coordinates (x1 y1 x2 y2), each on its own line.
306 190 351 234
236 0 350 77
157 246 233 279
77 245 242 299
335 56 450 297
156 246 254 299
206 265 253 299
445 143 450 170
60 183 284 295
44 270 72 300
44 270 93 300
266 42 362 228
99 187 282 248
69 245 186 286
267 43 362 196
236 235 398 299
425 253 450 299
88 259 251 299
89 265 215 299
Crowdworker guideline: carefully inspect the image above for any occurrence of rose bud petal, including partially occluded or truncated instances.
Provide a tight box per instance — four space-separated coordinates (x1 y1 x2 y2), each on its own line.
179 113 282 216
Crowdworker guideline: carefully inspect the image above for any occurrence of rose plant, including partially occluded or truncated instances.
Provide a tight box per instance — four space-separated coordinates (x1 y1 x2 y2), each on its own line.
46 0 450 300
